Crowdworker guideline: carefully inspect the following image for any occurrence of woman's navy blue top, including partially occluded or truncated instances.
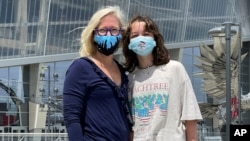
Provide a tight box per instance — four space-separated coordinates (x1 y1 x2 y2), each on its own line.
63 57 131 141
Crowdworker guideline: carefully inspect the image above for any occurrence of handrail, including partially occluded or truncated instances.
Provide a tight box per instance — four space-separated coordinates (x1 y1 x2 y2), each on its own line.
0 133 68 137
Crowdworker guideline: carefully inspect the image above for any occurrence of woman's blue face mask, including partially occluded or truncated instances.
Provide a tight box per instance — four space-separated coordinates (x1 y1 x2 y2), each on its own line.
94 34 122 56
128 36 156 56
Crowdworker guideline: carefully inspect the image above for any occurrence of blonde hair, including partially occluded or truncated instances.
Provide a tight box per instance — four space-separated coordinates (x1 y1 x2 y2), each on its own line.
79 6 125 57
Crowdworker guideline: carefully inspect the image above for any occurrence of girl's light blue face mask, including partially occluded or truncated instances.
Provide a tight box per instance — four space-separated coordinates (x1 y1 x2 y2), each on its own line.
128 36 156 56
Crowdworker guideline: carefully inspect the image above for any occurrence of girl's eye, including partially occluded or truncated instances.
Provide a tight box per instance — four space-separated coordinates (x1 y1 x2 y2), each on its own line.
130 34 138 39
144 32 152 36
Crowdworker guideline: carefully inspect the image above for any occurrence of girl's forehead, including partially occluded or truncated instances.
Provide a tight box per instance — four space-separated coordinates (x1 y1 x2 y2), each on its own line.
130 21 146 30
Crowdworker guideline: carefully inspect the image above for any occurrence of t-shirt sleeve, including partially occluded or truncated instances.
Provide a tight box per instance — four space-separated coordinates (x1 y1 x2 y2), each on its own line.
177 63 203 121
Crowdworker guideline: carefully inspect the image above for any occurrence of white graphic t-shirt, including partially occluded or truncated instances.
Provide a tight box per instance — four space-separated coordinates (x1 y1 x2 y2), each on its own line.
128 60 202 141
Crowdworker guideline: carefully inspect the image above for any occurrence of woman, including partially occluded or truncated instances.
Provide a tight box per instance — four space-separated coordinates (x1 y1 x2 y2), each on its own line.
63 6 132 141
122 15 202 141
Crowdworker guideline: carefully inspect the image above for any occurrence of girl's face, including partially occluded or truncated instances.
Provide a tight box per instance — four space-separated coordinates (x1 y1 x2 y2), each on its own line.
129 21 154 39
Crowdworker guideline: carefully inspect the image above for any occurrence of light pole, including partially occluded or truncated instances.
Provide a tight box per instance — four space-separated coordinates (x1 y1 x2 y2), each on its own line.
237 23 242 125
208 22 237 141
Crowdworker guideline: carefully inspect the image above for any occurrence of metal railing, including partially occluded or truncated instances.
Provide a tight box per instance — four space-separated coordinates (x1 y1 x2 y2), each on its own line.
0 126 225 141
0 133 68 141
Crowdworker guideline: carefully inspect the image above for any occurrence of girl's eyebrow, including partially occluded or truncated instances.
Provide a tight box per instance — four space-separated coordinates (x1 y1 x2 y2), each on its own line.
130 31 137 34
130 31 138 35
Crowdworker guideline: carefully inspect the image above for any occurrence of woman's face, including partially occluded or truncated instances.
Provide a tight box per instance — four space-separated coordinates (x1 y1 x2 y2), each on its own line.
130 21 153 39
96 14 121 36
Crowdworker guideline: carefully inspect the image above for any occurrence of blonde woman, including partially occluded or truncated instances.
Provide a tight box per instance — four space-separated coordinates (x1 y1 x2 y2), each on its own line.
63 6 132 141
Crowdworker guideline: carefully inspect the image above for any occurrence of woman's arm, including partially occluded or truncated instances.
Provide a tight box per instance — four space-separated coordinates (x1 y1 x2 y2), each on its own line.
63 60 87 141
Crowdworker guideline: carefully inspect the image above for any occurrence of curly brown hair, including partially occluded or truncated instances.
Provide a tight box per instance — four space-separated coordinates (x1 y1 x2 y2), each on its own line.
122 15 170 73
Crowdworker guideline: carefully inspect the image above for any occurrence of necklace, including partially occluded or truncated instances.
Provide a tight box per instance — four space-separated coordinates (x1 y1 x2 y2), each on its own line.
139 65 154 76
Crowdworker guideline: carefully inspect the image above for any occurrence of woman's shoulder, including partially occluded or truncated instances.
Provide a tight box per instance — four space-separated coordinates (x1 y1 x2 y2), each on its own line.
67 57 93 71
70 57 93 66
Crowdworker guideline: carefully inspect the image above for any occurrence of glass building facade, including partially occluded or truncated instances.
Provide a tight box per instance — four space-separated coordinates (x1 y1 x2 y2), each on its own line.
0 0 250 140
